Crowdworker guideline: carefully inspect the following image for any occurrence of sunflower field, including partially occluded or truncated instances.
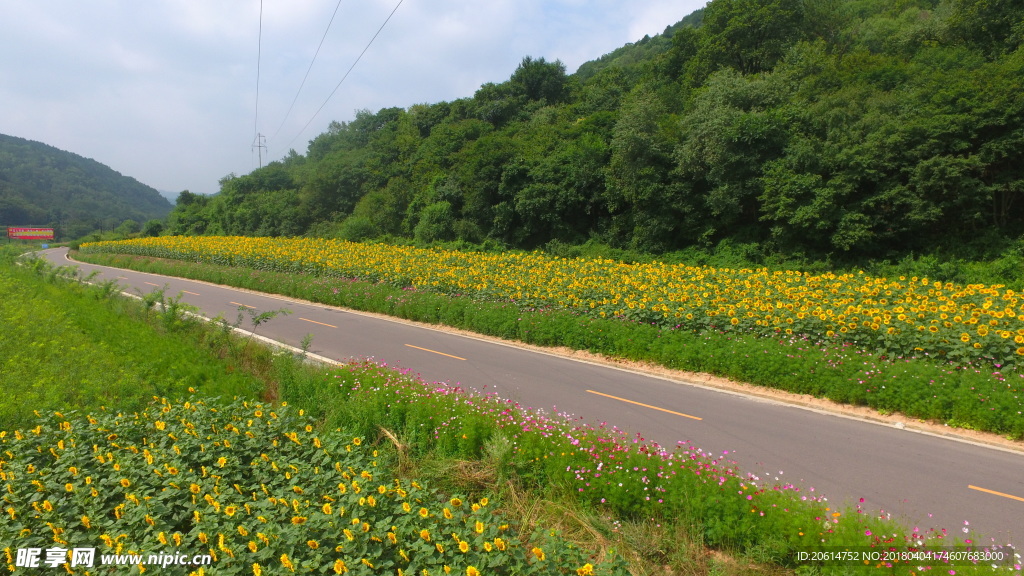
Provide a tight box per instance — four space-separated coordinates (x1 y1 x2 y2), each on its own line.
0 397 628 575
82 237 1024 370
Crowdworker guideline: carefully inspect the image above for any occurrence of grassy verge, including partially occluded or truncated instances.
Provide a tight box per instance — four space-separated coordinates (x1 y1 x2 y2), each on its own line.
73 249 1024 440
1 249 1015 575
0 251 267 431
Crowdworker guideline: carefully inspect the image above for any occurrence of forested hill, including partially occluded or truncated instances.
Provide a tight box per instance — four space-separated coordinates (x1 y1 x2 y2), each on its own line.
167 0 1023 264
0 133 172 239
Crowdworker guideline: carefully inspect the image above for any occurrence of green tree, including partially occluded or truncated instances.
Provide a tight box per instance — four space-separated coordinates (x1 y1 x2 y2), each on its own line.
676 69 791 244
510 56 570 104
141 219 164 237
115 219 140 236
298 149 369 222
336 215 379 242
606 85 686 251
166 190 211 236
692 0 806 80
351 178 413 237
413 201 456 243
947 0 1024 57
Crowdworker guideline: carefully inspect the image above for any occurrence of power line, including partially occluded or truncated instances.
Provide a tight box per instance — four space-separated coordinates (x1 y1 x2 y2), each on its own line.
268 0 346 144
281 0 405 154
252 0 264 168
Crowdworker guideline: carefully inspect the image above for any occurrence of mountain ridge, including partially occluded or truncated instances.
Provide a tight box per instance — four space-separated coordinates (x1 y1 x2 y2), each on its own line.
0 133 172 238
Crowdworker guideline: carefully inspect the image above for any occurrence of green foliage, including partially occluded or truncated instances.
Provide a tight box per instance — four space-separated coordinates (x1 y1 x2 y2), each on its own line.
694 0 806 76
0 258 262 431
165 191 212 236
605 84 685 251
351 180 411 236
510 56 570 105
141 219 164 237
947 0 1024 57
337 215 380 242
577 11 701 82
414 201 457 243
0 397 630 575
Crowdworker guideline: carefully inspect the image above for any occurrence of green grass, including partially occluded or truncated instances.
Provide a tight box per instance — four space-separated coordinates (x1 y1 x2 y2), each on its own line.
0 254 272 431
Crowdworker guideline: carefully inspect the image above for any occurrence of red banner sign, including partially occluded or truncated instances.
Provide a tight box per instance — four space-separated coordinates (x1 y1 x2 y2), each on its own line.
7 227 55 240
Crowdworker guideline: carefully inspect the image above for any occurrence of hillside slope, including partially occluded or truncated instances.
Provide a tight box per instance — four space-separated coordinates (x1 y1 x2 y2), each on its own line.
0 133 172 238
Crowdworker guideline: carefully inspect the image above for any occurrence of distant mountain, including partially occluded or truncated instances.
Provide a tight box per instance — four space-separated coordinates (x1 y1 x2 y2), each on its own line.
158 189 181 203
0 133 172 239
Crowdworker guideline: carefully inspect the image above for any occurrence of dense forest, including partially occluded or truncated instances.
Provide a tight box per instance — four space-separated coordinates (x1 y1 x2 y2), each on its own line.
165 0 1023 267
0 134 172 239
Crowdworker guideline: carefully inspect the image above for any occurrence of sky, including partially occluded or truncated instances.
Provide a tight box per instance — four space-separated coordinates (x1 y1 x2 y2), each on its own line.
0 0 706 197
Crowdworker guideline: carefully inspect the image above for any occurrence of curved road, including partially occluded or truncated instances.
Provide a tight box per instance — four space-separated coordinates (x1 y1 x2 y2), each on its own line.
41 248 1024 543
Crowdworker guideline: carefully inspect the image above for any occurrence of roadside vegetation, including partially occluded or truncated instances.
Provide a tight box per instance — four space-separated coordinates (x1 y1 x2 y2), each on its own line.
0 248 262 431
3 249 1016 575
77 238 1024 440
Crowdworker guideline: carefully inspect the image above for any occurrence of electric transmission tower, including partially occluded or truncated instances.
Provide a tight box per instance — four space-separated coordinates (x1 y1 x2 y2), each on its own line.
252 133 267 169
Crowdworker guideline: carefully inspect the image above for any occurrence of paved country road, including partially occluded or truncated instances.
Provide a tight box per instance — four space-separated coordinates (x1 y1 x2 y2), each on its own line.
40 247 1024 543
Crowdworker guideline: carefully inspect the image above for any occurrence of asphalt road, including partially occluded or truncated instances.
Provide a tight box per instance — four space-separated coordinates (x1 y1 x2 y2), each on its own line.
41 247 1024 543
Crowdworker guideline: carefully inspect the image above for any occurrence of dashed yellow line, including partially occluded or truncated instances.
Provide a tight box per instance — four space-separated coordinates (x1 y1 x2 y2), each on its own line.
969 485 1024 502
230 301 256 309
405 344 466 361
586 390 702 421
182 290 200 296
144 282 160 286
300 317 337 329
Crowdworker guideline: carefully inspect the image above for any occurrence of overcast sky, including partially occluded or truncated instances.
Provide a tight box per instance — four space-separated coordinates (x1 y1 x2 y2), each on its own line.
0 0 706 197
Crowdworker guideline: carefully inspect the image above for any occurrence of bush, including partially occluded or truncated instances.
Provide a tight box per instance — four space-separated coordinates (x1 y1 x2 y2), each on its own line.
337 215 379 242
414 201 456 243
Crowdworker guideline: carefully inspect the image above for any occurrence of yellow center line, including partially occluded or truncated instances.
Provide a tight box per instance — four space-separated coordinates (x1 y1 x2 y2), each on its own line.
968 485 1024 503
117 276 128 280
405 344 466 361
300 317 337 329
182 290 200 296
144 282 160 286
230 301 256 309
586 390 703 421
